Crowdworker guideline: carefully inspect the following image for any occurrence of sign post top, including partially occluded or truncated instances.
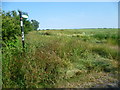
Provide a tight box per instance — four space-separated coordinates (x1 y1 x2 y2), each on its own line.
22 12 28 19
18 10 29 19
22 14 28 18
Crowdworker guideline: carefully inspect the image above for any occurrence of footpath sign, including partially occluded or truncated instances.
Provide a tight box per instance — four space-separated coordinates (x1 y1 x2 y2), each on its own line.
22 12 29 19
18 10 28 48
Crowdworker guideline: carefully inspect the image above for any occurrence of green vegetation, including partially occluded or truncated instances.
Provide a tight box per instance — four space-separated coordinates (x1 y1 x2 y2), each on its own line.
2 29 118 88
2 10 118 88
2 10 39 42
31 20 39 30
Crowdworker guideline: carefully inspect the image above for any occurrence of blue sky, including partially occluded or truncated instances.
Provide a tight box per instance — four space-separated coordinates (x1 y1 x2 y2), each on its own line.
2 2 118 29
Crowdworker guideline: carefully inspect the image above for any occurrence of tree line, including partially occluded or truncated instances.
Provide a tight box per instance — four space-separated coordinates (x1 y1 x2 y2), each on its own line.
2 10 39 43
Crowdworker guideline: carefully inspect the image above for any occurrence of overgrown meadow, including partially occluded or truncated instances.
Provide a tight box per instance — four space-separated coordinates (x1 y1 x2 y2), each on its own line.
2 28 119 88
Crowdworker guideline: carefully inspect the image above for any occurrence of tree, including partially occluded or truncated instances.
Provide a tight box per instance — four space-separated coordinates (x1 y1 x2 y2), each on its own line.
24 20 33 33
31 20 39 30
11 10 17 17
2 10 39 43
2 10 21 42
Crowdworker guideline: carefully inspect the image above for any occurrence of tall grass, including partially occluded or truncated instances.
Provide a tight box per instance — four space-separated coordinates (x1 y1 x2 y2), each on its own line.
2 29 118 88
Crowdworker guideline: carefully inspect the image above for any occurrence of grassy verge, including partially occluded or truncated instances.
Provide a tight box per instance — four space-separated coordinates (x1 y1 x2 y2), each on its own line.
2 29 118 88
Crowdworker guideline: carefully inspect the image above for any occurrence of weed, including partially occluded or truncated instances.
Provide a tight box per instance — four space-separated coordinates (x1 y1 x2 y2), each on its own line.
2 29 118 88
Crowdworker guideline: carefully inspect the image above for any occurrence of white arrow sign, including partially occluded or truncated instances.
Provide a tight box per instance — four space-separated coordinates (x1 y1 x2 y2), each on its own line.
22 14 28 18
22 12 28 18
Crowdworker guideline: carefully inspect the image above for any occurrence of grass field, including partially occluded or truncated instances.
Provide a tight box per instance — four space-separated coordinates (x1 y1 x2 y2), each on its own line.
2 28 119 88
